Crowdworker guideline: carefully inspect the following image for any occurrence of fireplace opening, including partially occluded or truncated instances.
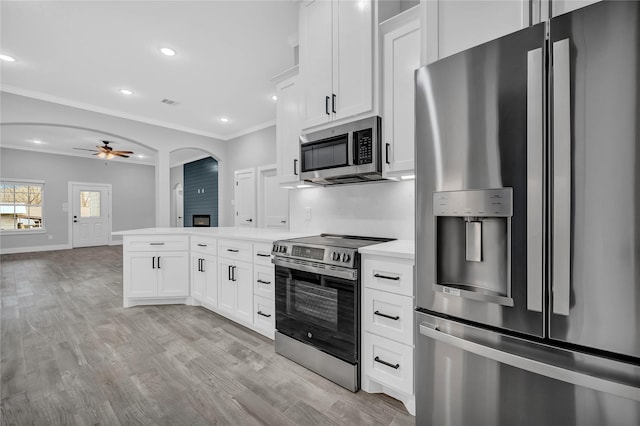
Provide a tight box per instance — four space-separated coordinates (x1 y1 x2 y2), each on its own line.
193 214 211 227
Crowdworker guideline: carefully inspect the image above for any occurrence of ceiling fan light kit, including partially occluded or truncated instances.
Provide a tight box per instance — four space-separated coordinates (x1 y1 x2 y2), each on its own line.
73 140 134 160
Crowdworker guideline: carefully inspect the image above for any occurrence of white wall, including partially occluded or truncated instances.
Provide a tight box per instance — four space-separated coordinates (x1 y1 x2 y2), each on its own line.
170 164 184 227
0 147 155 252
1 92 227 227
223 125 277 226
289 180 415 240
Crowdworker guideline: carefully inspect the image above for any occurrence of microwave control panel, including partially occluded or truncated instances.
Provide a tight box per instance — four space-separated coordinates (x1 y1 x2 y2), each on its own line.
354 128 373 165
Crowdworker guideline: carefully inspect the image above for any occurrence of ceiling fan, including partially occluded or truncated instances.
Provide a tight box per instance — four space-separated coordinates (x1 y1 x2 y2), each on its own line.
73 140 134 159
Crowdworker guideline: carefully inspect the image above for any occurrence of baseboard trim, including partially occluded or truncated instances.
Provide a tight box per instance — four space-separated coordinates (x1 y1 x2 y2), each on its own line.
110 240 123 246
0 244 73 255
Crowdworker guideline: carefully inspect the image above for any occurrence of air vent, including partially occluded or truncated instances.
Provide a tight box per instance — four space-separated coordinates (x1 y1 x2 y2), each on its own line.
160 98 179 106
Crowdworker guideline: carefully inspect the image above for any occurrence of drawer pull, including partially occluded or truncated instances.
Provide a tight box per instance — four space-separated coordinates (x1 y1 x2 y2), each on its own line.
374 356 400 370
150 242 165 246
374 273 400 281
257 279 271 285
197 243 207 247
374 310 400 321
256 253 271 258
227 249 240 253
257 311 272 318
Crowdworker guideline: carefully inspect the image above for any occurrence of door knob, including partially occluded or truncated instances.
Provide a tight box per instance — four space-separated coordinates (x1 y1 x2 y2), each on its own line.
246 218 253 222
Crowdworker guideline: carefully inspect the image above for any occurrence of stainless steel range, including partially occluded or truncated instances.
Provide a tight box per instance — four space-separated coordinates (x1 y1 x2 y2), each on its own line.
271 234 394 391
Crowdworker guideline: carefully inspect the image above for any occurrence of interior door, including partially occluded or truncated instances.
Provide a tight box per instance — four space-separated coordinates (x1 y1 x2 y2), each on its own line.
71 183 110 247
234 169 256 228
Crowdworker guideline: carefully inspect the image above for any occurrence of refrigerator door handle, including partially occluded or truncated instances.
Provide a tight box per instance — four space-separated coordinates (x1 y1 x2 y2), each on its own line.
527 47 544 313
419 322 640 402
552 38 572 316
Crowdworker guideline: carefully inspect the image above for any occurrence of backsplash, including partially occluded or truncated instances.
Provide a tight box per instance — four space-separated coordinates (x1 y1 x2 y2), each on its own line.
288 180 415 240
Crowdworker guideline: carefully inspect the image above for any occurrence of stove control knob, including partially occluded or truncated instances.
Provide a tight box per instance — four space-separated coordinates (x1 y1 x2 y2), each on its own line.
281 246 287 253
341 253 350 262
331 251 339 261
272 244 277 253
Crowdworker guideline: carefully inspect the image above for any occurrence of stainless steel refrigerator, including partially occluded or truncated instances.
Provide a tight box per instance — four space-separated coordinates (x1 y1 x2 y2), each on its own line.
414 1 640 424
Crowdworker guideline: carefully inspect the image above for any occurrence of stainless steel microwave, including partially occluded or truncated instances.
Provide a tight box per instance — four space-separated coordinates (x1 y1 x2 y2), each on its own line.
300 116 383 185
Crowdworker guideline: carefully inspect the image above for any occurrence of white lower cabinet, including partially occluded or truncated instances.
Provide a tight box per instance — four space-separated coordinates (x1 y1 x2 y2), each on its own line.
123 234 279 340
123 235 190 307
218 258 253 326
253 295 275 339
191 252 218 308
361 252 415 416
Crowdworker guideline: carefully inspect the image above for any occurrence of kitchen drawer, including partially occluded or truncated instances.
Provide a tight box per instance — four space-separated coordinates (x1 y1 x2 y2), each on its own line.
253 295 275 339
218 239 253 262
125 235 189 252
190 236 218 255
253 243 273 266
254 264 275 299
362 257 414 297
363 332 413 395
364 288 414 346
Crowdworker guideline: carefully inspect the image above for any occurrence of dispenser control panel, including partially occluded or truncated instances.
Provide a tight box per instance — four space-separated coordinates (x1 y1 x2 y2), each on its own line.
433 188 513 217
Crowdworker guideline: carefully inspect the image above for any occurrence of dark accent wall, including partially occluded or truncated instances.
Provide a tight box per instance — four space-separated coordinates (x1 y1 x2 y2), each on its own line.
184 157 218 227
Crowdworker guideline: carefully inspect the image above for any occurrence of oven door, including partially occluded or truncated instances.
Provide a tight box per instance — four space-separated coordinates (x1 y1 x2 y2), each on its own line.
275 264 358 364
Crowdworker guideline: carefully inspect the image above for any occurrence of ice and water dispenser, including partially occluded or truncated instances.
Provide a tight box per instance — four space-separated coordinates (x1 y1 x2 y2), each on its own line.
433 188 514 306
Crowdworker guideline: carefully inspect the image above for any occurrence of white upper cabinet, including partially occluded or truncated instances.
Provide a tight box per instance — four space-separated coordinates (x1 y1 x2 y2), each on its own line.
423 0 529 64
273 69 302 184
381 7 420 178
300 0 374 130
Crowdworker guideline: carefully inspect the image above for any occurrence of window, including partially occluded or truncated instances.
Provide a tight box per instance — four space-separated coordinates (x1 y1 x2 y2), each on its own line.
0 180 45 232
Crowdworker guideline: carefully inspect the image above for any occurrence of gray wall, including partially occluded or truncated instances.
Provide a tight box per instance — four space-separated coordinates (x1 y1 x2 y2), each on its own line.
222 125 277 226
170 164 184 227
0 148 155 251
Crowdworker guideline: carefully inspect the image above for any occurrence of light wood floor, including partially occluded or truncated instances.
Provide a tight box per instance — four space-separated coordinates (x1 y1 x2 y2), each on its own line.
1 246 414 425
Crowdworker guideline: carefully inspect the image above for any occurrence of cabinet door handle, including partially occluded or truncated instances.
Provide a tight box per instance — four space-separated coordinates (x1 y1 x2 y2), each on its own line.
374 273 400 281
374 310 400 321
374 356 400 370
150 242 165 246
325 96 330 115
385 143 391 165
294 159 298 176
152 256 156 269
257 279 271 285
200 258 205 273
281 220 287 224
157 256 161 269
332 93 336 114
257 311 271 318
232 266 237 282
227 248 239 253
256 253 270 258
228 265 232 281
197 243 207 247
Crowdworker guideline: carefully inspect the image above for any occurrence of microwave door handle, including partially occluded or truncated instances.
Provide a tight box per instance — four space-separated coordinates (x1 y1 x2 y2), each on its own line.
526 47 544 313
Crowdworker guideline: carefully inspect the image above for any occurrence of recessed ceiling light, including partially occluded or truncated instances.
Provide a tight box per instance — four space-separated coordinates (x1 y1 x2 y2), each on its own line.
32 139 44 144
160 47 176 56
119 89 133 95
137 154 145 159
0 54 16 62
220 117 229 123
272 95 278 101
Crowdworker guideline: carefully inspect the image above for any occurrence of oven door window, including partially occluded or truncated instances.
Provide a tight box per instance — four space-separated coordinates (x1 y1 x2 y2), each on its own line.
275 266 357 363
301 134 349 172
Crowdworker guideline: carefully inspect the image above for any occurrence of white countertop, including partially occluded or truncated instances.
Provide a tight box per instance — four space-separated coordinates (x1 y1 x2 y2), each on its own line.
112 227 315 243
359 239 414 259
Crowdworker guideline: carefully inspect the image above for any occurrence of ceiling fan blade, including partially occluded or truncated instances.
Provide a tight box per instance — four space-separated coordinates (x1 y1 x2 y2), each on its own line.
113 150 134 155
113 152 130 158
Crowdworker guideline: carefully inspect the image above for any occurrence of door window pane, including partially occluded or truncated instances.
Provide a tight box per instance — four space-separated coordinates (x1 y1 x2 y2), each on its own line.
80 191 101 217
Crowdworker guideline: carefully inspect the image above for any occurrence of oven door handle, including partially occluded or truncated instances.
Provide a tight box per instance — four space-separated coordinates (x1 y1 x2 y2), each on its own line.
272 257 357 281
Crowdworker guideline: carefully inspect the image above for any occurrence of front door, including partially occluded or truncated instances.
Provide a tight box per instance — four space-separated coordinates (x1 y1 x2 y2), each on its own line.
71 183 110 247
